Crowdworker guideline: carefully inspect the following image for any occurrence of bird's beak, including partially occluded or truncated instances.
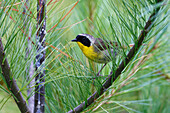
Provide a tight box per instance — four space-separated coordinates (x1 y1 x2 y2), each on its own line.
71 38 77 42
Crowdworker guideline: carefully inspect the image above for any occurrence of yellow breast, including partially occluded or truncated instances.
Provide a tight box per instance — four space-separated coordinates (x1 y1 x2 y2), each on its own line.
77 42 110 63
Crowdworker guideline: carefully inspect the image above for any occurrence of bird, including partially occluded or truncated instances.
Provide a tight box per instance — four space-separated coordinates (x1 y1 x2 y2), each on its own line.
71 34 119 76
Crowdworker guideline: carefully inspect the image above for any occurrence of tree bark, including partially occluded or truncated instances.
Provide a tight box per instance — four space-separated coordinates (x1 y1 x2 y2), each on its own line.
0 38 31 113
34 0 46 113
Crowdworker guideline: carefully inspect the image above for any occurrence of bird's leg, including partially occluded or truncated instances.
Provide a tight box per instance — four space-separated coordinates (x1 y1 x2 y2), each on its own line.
96 63 107 76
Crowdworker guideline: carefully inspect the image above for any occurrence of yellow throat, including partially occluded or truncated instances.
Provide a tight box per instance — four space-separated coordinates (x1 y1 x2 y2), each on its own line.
77 42 108 63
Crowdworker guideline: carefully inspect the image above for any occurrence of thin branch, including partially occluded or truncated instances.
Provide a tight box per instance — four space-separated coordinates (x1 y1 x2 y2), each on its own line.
23 0 35 112
26 23 35 113
34 0 46 112
68 0 164 112
0 38 31 113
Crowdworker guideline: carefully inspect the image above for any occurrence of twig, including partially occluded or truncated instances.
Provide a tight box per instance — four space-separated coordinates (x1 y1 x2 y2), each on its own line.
0 38 31 113
24 0 35 111
34 0 46 112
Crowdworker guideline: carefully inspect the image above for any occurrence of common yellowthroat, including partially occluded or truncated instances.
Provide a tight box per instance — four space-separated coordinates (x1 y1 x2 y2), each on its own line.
72 34 118 64
72 34 119 75
72 34 134 76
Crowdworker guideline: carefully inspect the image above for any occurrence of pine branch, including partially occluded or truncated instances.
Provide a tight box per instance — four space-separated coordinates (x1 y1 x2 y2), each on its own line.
24 0 35 112
34 0 46 112
68 0 164 112
0 38 31 113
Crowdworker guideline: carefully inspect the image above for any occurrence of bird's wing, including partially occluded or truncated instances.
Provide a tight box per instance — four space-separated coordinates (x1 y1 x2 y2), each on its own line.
94 38 118 51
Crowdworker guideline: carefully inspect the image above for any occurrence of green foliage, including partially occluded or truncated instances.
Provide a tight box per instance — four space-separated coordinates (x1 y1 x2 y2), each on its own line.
0 0 169 113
